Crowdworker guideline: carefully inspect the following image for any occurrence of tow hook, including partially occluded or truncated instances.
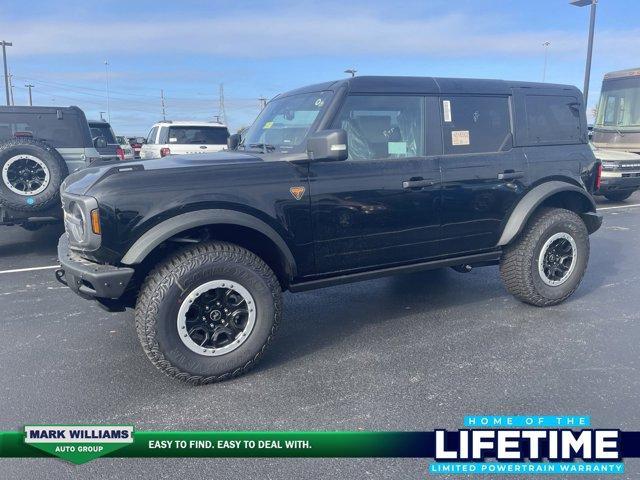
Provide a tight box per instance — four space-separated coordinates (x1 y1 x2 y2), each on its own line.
451 264 473 273
55 269 68 286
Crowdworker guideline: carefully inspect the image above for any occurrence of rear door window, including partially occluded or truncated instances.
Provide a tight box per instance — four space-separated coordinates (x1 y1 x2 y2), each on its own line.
167 126 230 145
441 96 512 155
0 111 85 147
146 127 159 145
525 95 582 144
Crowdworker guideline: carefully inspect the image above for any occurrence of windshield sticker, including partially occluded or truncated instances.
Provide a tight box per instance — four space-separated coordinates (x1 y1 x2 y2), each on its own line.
388 142 407 155
443 100 452 122
263 121 274 129
314 98 324 107
452 130 470 146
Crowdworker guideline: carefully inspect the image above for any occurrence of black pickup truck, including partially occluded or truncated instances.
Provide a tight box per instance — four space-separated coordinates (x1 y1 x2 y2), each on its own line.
56 76 602 384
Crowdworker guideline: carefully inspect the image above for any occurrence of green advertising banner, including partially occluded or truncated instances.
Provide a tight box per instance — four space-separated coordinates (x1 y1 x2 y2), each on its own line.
2 425 639 466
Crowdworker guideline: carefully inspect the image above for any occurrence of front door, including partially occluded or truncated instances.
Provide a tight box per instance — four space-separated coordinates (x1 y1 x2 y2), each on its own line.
438 95 528 255
308 94 442 274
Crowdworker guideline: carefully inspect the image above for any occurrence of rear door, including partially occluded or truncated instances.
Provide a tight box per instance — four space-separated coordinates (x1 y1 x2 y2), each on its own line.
308 94 442 274
438 94 528 255
164 126 230 155
139 127 160 159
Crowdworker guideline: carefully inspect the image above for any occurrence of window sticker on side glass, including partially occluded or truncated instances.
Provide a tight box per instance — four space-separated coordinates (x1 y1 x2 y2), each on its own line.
443 100 452 122
451 130 470 146
169 137 178 143
388 142 407 155
263 121 274 129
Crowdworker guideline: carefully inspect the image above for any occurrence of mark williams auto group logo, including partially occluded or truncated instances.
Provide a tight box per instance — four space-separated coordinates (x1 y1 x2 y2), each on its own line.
24 425 133 464
430 415 623 475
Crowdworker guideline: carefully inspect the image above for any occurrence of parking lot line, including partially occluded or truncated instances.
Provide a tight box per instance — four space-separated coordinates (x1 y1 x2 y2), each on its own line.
598 203 640 211
0 265 60 275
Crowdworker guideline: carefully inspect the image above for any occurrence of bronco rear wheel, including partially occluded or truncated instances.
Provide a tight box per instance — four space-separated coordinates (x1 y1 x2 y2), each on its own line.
135 241 282 384
500 208 589 307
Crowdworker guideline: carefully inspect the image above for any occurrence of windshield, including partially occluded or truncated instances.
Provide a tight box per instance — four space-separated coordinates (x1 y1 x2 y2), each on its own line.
241 91 333 152
595 76 640 129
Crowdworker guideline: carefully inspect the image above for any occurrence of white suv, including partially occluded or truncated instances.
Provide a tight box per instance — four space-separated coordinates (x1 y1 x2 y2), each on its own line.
140 121 230 159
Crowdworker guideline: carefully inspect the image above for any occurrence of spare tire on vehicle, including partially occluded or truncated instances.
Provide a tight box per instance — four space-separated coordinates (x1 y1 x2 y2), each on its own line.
0 137 67 212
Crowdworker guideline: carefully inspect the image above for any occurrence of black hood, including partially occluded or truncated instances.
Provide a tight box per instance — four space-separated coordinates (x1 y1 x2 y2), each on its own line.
63 151 264 196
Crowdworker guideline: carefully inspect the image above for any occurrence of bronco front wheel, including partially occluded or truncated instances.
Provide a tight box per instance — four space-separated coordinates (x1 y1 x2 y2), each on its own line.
135 241 282 384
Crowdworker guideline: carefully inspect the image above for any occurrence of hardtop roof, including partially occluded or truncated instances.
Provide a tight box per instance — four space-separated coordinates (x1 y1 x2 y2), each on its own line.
275 75 580 98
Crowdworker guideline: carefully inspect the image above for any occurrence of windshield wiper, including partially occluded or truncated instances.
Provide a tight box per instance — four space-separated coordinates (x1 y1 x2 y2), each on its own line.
248 143 277 153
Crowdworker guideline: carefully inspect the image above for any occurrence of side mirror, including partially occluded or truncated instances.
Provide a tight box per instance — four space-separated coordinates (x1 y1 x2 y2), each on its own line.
306 129 348 162
93 136 107 149
228 133 241 150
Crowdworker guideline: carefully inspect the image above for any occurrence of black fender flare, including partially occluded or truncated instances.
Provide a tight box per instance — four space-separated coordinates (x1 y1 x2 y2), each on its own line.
497 181 599 247
120 209 297 277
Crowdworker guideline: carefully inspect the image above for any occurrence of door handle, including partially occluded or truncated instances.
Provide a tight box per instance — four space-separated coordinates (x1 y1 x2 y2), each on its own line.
402 178 435 189
497 170 524 181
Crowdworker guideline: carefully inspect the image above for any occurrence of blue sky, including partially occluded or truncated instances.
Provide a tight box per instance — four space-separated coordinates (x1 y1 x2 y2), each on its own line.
1 0 639 135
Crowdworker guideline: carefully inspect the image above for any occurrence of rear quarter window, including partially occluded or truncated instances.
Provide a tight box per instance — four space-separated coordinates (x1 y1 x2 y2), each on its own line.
524 95 582 145
0 112 86 148
441 96 512 155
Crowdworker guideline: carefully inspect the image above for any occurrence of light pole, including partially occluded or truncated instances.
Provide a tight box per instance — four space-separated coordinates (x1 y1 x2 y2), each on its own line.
104 60 111 122
99 111 106 121
25 84 34 106
1 40 12 106
344 68 357 78
570 0 598 105
542 41 551 82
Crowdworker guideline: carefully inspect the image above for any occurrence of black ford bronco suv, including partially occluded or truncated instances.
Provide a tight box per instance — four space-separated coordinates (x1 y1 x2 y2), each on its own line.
57 76 602 384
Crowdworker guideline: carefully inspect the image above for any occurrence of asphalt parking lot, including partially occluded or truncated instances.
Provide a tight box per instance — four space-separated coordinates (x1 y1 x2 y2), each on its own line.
1 194 640 479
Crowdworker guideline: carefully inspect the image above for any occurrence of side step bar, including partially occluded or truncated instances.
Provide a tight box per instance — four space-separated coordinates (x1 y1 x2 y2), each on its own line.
289 251 501 292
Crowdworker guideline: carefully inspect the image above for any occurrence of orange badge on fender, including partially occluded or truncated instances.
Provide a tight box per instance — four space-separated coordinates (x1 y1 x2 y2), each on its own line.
290 186 305 200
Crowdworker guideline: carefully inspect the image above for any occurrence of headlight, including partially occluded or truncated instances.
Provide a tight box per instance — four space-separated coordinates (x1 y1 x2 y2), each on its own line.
61 193 101 251
66 201 86 243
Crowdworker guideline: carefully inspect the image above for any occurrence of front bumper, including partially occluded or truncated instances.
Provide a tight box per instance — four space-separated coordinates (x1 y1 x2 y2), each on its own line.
56 234 134 301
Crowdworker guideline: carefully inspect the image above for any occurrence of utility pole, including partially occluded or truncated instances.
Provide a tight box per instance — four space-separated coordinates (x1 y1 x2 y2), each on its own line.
218 83 226 125
25 84 34 106
104 60 111 122
542 41 551 82
8 72 14 106
160 89 166 120
344 68 357 78
1 40 12 106
570 0 598 105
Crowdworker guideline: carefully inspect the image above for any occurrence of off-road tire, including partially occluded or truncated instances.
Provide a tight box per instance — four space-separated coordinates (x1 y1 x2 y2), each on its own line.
604 190 634 202
500 208 589 307
0 138 67 212
135 241 282 384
